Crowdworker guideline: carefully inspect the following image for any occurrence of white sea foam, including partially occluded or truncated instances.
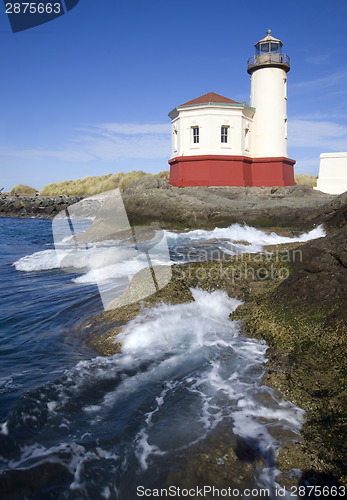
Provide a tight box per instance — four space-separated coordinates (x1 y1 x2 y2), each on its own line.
0 289 304 495
5 441 119 494
167 223 325 244
14 249 60 272
117 288 242 358
13 223 324 280
118 289 304 471
0 421 9 436
0 376 21 395
166 223 325 255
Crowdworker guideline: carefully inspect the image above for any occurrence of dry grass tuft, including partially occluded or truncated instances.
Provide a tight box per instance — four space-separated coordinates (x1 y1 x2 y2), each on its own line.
10 184 38 196
40 171 170 196
294 174 317 187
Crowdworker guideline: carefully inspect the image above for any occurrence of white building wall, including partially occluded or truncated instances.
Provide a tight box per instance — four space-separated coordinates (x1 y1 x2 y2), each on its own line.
315 152 347 194
242 113 253 154
170 105 254 158
171 117 180 157
250 66 288 157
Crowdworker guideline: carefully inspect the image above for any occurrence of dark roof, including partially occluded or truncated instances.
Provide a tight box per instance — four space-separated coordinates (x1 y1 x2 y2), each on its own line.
181 92 240 106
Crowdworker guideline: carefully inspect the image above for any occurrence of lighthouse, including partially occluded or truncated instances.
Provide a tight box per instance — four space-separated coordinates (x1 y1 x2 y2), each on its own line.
168 30 296 188
247 29 295 186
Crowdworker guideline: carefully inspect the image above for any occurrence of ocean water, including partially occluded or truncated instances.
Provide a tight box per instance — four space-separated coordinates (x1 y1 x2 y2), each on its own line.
0 217 324 499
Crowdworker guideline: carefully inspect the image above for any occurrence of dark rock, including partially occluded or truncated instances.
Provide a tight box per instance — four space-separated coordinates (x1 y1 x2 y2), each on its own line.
124 176 171 194
12 199 22 211
272 221 347 327
41 198 52 207
0 195 84 218
0 181 342 227
122 178 335 228
323 192 347 230
44 206 57 215
0 461 72 499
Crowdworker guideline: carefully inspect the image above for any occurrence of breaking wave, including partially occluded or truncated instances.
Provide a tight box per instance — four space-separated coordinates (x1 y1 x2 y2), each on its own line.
13 223 324 279
0 289 304 498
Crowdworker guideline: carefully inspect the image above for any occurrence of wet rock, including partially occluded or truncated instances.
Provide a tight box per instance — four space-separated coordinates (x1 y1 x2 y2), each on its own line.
164 421 258 491
0 195 84 218
273 223 347 324
323 192 347 230
0 462 73 499
233 209 347 485
44 205 56 215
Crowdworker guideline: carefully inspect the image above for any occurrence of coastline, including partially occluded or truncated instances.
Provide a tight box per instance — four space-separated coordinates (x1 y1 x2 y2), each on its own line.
81 232 347 488
3 181 346 488
0 181 337 229
0 195 84 218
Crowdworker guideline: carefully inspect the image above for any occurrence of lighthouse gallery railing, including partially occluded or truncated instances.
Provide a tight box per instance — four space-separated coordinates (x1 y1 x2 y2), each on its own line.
247 53 290 70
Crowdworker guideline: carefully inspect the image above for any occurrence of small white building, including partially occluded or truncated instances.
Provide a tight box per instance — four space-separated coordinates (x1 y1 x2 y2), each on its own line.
168 30 296 187
315 153 347 194
169 93 254 159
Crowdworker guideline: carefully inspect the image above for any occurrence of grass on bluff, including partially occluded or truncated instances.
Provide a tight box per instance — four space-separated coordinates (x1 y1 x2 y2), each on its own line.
22 172 317 196
40 171 170 196
10 184 38 196
294 174 317 187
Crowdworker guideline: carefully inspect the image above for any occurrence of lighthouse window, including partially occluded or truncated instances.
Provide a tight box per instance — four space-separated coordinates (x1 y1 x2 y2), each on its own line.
260 43 269 53
270 42 280 53
221 126 229 143
192 127 199 144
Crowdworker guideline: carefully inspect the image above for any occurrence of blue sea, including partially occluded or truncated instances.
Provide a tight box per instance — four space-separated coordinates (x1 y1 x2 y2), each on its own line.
0 216 324 499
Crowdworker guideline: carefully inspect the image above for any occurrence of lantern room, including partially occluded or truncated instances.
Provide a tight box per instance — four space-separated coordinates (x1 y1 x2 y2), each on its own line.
247 29 290 74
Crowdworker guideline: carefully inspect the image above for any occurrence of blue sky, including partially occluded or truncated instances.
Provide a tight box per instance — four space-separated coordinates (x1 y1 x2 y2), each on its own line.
1 0 347 191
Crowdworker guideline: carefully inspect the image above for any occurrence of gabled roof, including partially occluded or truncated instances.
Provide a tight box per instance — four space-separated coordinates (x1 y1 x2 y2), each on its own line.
180 92 240 106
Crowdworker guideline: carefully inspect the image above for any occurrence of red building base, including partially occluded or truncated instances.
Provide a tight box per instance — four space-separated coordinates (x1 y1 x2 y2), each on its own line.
168 155 296 187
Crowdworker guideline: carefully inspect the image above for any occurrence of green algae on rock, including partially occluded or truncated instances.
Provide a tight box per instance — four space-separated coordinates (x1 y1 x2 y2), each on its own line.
83 251 291 356
82 222 347 488
233 224 347 486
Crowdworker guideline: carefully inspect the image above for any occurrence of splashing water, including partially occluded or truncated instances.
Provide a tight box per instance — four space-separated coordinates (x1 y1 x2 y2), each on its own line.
0 287 304 498
13 222 325 279
2 219 321 498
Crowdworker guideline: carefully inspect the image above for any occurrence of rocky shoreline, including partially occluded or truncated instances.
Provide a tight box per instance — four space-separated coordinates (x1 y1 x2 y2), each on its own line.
81 227 346 487
76 181 347 488
122 178 336 229
0 178 339 228
0 194 83 217
3 179 346 487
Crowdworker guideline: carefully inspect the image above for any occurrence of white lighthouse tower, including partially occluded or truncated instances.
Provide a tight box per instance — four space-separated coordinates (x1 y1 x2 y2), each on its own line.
247 29 295 185
248 29 289 157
